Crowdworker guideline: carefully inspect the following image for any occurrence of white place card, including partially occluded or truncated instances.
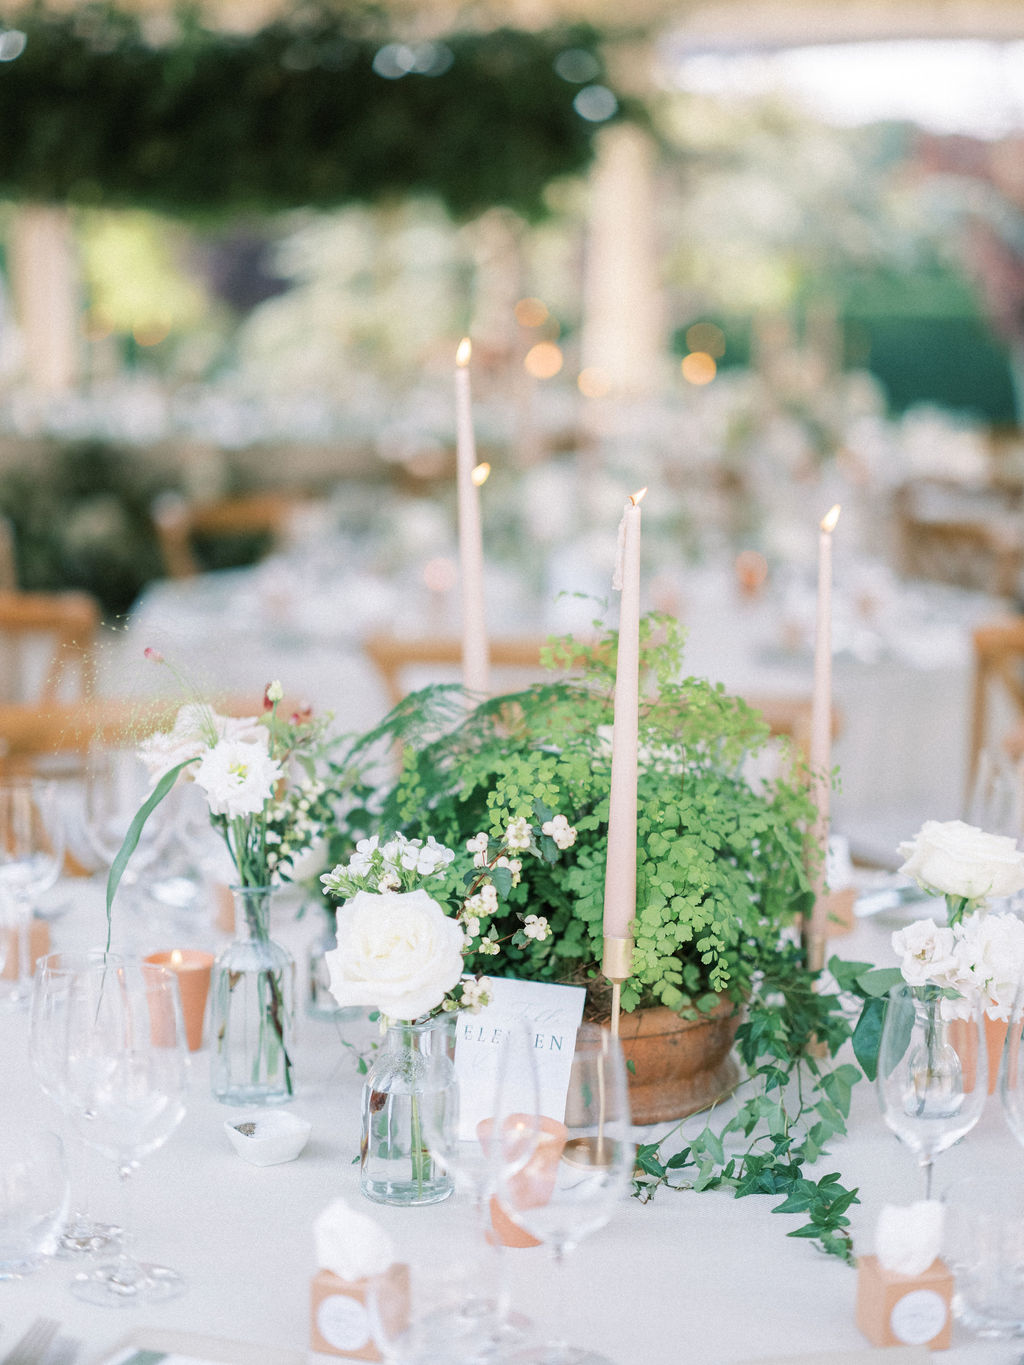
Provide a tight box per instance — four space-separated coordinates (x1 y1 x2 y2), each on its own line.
453 975 586 1140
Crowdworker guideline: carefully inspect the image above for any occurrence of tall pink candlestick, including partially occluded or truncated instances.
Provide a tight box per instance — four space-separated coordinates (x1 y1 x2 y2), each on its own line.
809 504 840 949
454 338 490 695
603 489 646 955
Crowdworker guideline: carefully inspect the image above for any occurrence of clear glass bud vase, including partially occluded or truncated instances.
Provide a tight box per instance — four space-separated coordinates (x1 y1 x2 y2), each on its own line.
211 885 296 1106
360 1013 457 1207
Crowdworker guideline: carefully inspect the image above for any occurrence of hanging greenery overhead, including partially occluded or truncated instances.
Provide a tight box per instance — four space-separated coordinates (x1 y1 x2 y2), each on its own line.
0 3 630 220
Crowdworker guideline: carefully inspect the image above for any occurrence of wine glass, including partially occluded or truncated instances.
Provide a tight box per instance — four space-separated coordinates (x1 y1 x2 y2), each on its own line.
62 958 190 1305
0 1122 69 1279
29 949 124 1254
82 746 182 916
496 1023 634 1365
414 1020 541 1356
0 777 66 1008
877 983 986 1200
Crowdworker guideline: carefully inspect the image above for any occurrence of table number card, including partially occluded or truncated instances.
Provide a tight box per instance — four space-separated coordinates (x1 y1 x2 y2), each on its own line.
453 976 586 1140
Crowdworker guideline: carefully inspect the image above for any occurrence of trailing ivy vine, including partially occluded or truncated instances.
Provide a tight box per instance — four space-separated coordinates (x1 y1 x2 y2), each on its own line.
0 3 632 219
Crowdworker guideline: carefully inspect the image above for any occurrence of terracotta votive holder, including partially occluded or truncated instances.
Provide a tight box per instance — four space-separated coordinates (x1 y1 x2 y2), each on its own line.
311 1264 409 1360
144 948 214 1051
477 1113 569 1249
855 1254 952 1350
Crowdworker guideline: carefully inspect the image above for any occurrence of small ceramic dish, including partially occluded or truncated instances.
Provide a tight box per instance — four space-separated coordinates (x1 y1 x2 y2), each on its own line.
223 1111 312 1166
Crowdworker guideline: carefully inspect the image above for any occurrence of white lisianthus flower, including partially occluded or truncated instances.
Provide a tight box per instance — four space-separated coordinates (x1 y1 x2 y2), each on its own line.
193 738 283 819
542 814 577 850
953 911 1024 1021
522 914 550 941
265 680 284 703
325 888 466 1021
505 818 532 851
892 919 961 990
898 820 1024 904
138 703 268 784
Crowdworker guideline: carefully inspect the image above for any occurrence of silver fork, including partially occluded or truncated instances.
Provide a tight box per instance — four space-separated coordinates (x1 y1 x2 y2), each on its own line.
0 1318 60 1365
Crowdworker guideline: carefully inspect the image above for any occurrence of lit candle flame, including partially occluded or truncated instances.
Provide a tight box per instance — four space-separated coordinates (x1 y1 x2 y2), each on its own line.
630 487 648 507
170 949 183 967
456 337 472 367
820 504 840 533
471 461 490 487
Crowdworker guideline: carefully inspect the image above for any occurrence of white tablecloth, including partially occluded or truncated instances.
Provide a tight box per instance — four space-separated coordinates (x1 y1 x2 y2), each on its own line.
111 560 1005 867
1 882 1020 1365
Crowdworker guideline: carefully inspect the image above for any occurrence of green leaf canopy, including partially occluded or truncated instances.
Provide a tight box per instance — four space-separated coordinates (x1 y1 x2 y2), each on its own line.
0 4 626 219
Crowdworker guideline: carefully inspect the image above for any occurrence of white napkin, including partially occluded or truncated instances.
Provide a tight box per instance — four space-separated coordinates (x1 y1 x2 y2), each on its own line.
875 1201 944 1276
313 1198 395 1281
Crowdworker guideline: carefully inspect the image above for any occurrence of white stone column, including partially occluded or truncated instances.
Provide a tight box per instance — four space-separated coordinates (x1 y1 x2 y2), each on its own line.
580 122 665 397
8 204 80 392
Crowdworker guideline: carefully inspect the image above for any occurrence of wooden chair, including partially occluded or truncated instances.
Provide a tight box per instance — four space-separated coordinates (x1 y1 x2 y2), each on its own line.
151 491 314 579
364 634 559 710
967 618 1024 806
0 588 100 704
894 481 1022 597
363 632 837 757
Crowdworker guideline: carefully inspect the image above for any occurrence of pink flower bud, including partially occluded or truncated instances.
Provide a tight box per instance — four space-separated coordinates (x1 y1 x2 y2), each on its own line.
143 647 164 664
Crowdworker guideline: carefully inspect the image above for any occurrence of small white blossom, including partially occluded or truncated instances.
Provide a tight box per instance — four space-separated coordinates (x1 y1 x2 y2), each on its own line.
495 855 523 886
479 937 500 956
377 872 401 892
467 833 489 855
505 818 532 851
266 680 284 703
459 915 481 941
460 979 492 1012
522 914 550 941
542 814 577 850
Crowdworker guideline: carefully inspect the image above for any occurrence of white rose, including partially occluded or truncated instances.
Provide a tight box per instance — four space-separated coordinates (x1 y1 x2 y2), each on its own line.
954 910 1024 1021
193 738 283 819
898 820 1024 903
892 919 961 989
325 888 466 1021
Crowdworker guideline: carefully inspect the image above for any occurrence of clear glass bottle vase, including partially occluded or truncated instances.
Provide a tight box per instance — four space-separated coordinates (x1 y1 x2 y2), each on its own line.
210 885 296 1106
360 1013 457 1207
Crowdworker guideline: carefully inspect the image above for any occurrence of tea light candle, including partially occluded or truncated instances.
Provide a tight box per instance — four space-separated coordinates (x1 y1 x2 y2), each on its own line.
144 948 214 1051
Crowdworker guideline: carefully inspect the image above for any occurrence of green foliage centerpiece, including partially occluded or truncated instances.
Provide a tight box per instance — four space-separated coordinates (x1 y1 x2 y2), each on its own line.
336 614 864 1258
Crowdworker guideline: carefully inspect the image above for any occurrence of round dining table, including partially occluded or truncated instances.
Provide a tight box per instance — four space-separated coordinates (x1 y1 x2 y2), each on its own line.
0 875 1020 1365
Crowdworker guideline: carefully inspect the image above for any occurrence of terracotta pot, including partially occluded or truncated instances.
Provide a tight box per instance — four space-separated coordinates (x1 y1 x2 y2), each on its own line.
616 998 742 1125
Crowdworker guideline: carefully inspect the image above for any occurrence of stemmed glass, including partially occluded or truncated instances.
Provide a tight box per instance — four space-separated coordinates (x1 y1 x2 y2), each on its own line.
29 950 124 1254
877 982 987 1200
497 1023 634 1365
83 746 182 916
0 777 66 1008
62 959 190 1305
405 1020 541 1359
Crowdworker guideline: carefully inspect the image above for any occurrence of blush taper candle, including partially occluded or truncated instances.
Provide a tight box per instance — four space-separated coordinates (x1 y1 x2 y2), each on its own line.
602 489 646 1030
454 338 490 696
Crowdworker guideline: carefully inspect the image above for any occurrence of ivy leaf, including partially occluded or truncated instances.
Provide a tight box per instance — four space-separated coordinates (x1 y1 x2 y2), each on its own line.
852 996 888 1082
856 966 905 998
